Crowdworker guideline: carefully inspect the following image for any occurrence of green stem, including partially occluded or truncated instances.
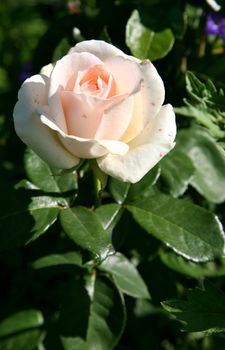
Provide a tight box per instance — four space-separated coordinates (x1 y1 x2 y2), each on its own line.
93 173 102 208
90 160 108 207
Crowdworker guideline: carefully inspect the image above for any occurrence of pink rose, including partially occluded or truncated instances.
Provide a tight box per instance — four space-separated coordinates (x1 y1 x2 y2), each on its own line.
13 40 176 183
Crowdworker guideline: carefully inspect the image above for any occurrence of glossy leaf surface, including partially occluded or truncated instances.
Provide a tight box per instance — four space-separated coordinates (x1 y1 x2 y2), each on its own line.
60 206 114 261
100 252 150 299
126 10 174 60
127 191 225 262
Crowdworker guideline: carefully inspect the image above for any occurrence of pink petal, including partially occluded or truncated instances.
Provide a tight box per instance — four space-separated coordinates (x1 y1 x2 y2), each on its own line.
48 52 103 133
40 114 129 159
60 91 127 139
60 91 102 138
94 94 134 140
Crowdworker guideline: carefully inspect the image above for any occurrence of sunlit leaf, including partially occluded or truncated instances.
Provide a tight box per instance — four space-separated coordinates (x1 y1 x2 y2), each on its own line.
126 10 174 60
127 190 225 262
60 206 114 261
100 252 150 299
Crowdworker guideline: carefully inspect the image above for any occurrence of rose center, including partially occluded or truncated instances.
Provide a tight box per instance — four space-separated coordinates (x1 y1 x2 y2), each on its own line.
78 65 116 98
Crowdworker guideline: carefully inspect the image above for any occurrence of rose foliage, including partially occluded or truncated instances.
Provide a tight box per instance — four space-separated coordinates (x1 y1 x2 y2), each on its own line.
1 1 225 349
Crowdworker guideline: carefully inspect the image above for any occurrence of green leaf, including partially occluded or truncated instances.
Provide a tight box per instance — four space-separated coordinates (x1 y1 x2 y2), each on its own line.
126 10 174 61
60 206 114 261
175 105 225 139
162 281 225 333
176 71 225 139
60 275 126 350
27 196 60 243
32 252 82 269
0 187 59 251
53 38 71 62
95 204 123 235
177 127 225 203
99 253 150 299
127 165 161 202
109 166 160 204
160 147 195 197
127 191 225 262
160 149 195 197
0 310 44 350
160 250 225 279
24 148 78 196
108 179 130 204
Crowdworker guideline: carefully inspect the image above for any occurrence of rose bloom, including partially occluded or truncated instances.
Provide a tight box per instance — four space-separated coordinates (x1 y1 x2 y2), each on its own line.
13 40 176 183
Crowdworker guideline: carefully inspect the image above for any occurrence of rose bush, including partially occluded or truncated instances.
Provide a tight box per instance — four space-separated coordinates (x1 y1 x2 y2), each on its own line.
13 40 176 183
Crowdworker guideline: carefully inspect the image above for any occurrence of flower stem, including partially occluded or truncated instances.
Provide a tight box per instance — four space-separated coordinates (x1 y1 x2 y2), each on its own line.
93 174 102 207
90 160 108 208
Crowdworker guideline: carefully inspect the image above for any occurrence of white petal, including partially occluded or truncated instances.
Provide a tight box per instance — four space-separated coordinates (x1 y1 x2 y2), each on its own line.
105 56 143 95
130 104 176 147
121 60 165 142
69 40 127 62
140 60 165 119
48 52 103 133
13 74 78 169
97 104 176 183
40 63 54 78
40 114 129 159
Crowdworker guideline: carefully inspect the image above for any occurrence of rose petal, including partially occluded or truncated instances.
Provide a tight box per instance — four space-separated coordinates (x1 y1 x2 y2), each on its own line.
105 56 143 95
94 94 134 140
48 52 104 133
97 104 176 183
131 104 176 147
140 60 165 118
40 114 129 159
60 91 102 138
121 60 165 143
121 91 144 142
40 63 54 78
13 74 78 169
69 40 127 62
60 91 128 139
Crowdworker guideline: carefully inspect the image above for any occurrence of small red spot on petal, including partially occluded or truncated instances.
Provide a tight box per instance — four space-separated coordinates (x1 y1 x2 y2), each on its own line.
158 128 163 132
151 102 156 106
160 152 164 157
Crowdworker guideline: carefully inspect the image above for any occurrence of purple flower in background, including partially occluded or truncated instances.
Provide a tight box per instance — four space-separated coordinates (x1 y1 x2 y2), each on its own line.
19 62 33 83
206 13 225 39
